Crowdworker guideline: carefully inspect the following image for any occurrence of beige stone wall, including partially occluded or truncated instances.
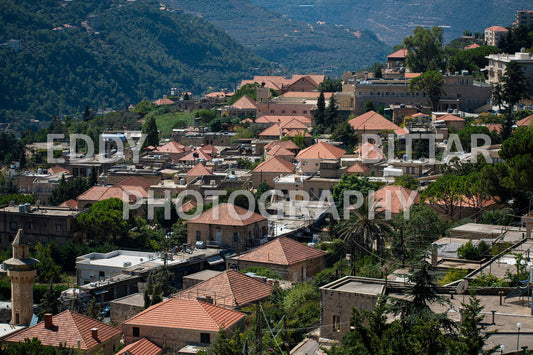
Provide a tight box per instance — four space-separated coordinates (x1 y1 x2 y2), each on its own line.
123 319 244 355
320 289 379 341
187 220 268 252
251 171 281 188
237 256 324 282
110 302 143 328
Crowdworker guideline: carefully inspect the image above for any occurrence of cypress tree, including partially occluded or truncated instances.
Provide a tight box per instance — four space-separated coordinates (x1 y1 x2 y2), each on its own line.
142 116 159 148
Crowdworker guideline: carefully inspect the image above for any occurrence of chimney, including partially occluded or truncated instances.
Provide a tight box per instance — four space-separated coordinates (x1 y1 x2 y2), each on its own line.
91 327 99 341
44 313 53 329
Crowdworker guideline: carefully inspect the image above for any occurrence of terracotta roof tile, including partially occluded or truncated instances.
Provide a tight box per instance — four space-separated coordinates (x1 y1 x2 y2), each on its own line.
347 162 370 174
4 310 121 350
348 110 401 132
464 43 481 50
516 115 533 127
404 73 421 79
295 142 345 160
374 185 420 214
153 98 174 105
253 156 295 173
199 144 217 156
174 270 272 308
485 26 508 32
266 145 295 157
387 49 408 58
230 95 257 109
116 337 163 355
186 163 213 177
238 237 325 265
436 114 465 122
179 149 212 162
264 140 300 152
188 203 267 226
154 141 187 154
116 176 151 190
48 166 71 175
279 92 334 99
59 199 78 209
255 115 311 125
284 129 311 137
355 142 385 161
123 298 246 332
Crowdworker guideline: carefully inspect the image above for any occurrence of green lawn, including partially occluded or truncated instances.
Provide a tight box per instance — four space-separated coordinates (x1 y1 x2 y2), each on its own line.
154 112 194 137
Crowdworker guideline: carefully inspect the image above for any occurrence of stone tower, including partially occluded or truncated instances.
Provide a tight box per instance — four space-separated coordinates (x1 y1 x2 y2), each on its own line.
3 229 39 326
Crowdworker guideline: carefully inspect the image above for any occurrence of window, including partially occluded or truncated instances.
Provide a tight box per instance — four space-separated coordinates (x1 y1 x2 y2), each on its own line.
56 224 62 232
196 231 201 241
233 232 240 243
10 222 17 231
200 333 211 344
99 271 105 278
132 327 140 337
333 315 340 332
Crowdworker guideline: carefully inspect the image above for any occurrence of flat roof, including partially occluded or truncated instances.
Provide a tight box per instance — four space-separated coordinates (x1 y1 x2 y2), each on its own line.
0 205 82 217
183 269 221 281
321 276 386 295
110 292 145 307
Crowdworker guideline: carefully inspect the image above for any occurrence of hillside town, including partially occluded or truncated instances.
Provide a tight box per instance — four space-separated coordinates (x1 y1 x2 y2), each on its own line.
0 7 533 355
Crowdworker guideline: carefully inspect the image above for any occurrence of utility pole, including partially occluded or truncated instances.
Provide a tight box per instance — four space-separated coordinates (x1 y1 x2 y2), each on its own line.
255 304 262 355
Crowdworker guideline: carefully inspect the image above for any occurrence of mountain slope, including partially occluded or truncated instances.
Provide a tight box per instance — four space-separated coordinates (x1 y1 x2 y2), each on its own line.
164 0 390 76
250 0 531 45
0 0 269 127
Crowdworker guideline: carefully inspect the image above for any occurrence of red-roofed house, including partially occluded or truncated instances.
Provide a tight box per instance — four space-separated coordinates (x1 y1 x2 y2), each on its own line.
48 166 71 175
516 115 533 127
239 75 324 94
387 49 408 70
348 111 402 141
485 26 509 46
295 142 346 174
151 141 190 164
433 113 465 130
153 97 175 106
226 95 257 118
59 199 78 209
186 203 268 251
174 270 272 309
355 142 386 163
265 145 295 161
346 162 370 176
264 140 300 154
229 237 326 282
373 185 420 216
77 177 150 209
116 337 163 355
4 311 121 354
186 162 212 178
464 43 481 50
122 298 246 353
252 156 295 187
178 149 213 165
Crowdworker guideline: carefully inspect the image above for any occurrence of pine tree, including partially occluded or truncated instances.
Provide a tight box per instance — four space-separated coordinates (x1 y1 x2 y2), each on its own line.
142 116 159 148
39 283 61 319
313 91 326 128
85 297 102 320
501 61 527 140
325 94 338 125
89 168 97 186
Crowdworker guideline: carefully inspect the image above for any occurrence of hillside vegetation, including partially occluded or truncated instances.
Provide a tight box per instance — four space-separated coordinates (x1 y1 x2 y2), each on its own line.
251 0 532 45
164 0 390 76
0 0 268 128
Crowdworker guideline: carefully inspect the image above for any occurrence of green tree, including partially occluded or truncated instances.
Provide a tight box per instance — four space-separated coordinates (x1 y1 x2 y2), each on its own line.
76 198 132 244
38 283 61 319
392 175 420 190
422 174 464 218
325 94 338 126
82 105 94 122
49 176 90 206
457 240 490 260
317 77 342 92
313 91 326 129
142 116 159 148
35 243 62 283
364 100 375 112
403 26 445 72
84 297 102 321
499 127 533 195
204 328 245 355
501 61 528 139
409 71 445 111
331 121 358 149
0 338 75 355
336 199 393 273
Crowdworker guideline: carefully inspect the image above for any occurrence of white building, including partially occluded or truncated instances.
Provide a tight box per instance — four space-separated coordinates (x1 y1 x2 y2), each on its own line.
484 50 533 92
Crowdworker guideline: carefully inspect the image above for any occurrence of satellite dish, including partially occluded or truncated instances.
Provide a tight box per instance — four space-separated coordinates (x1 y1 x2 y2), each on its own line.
456 279 469 295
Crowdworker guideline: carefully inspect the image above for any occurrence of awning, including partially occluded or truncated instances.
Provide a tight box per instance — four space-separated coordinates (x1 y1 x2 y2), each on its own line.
93 290 109 295
206 255 224 266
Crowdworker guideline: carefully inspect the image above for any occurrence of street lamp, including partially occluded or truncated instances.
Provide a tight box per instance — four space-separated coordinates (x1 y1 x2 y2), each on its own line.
517 322 521 350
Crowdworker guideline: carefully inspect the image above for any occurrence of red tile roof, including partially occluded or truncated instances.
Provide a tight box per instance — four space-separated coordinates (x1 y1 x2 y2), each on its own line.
188 203 267 226
346 162 370 174
374 185 420 214
179 149 212 162
387 49 408 59
258 124 283 138
516 115 533 127
279 92 334 99
253 156 295 173
264 140 300 152
486 26 508 32
436 114 465 122
200 144 217 156
174 270 272 308
258 119 309 138
59 199 78 209
186 163 213 177
404 73 421 79
154 141 187 154
355 142 385 161
123 298 246 332
229 95 257 109
48 166 71 175
116 176 151 190
266 145 295 157
464 43 481 50
348 111 401 132
284 129 311 138
295 142 346 160
153 98 174 105
116 337 163 355
3 310 121 351
485 124 503 134
238 237 325 265
77 177 150 203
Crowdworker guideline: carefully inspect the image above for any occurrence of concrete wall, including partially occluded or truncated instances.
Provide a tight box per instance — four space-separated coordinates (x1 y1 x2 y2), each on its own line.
187 220 268 252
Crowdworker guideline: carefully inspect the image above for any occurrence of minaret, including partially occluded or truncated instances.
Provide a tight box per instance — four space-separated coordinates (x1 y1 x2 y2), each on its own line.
4 229 39 326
